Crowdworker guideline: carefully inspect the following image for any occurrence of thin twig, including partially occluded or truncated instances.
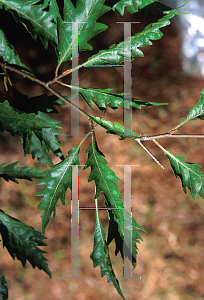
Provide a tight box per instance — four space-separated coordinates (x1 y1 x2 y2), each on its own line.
2 63 204 143
0 63 87 117
152 139 166 152
139 133 204 141
136 139 164 169
49 62 87 86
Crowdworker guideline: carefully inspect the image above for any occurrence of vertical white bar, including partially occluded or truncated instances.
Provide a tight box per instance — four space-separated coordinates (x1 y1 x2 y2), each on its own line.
63 165 87 279
71 22 80 136
116 164 141 281
123 22 133 278
71 165 79 277
123 23 132 132
123 165 132 278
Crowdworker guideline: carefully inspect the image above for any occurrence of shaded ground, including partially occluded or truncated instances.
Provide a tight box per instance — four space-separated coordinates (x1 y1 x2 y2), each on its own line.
1 6 204 300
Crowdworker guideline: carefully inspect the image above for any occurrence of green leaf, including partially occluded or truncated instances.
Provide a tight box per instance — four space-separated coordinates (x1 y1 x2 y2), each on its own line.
0 101 61 137
84 140 145 269
56 0 110 71
88 115 140 139
179 89 204 128
0 0 58 48
36 144 81 233
0 271 8 300
11 88 65 160
106 210 145 264
74 86 167 113
0 28 30 71
0 209 51 278
90 201 125 300
24 132 54 167
164 150 204 200
0 100 63 165
112 0 158 16
84 7 180 65
0 161 44 183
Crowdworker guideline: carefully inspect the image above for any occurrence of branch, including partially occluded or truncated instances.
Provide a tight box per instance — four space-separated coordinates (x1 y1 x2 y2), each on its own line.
0 63 87 117
2 64 204 142
136 131 204 169
139 133 204 141
48 63 87 86
136 139 164 169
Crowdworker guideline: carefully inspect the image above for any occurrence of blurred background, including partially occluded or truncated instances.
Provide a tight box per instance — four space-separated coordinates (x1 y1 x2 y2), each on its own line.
1 2 204 300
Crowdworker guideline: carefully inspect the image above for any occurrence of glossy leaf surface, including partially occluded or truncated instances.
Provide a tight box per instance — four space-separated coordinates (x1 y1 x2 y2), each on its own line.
0 0 58 47
36 144 81 233
84 139 145 270
164 150 204 200
112 0 158 15
0 28 30 71
0 210 51 278
0 161 44 183
0 101 63 166
56 0 110 71
90 201 125 300
88 115 140 139
84 7 180 66
73 86 167 113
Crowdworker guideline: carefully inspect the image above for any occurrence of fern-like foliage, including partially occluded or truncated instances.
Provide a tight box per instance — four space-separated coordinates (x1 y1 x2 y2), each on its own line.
0 100 63 166
56 0 110 72
88 115 140 139
112 0 158 15
36 144 81 233
90 200 125 300
70 86 167 113
84 6 181 66
0 161 44 183
0 28 29 71
0 0 58 48
179 88 204 128
163 150 204 200
84 139 145 270
0 209 51 277
0 0 193 299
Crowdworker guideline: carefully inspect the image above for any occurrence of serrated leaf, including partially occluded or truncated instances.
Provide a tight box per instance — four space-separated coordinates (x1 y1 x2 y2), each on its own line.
164 149 204 200
0 28 30 71
0 161 44 183
84 7 180 65
0 100 63 165
36 144 81 233
107 209 145 264
73 86 167 113
91 202 125 300
56 0 110 71
24 132 54 167
112 0 158 16
84 140 145 269
0 271 8 300
0 0 58 48
0 100 61 137
0 209 51 278
88 115 140 139
179 89 204 128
